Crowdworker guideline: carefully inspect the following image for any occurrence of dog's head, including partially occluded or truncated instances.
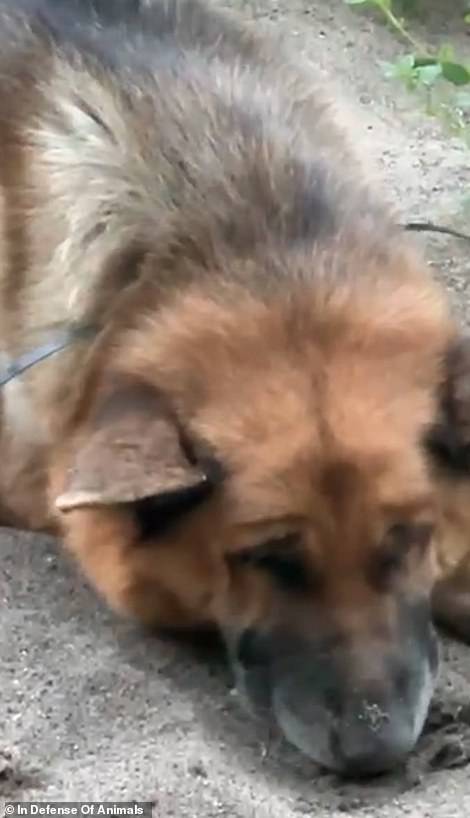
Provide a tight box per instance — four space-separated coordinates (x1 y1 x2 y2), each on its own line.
51 270 462 775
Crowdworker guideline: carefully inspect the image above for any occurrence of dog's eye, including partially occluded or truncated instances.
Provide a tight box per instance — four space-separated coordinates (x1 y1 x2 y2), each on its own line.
231 534 314 593
132 482 211 541
386 522 434 553
370 522 434 588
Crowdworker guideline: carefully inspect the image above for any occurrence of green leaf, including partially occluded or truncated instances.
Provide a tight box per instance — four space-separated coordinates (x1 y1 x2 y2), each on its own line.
415 64 442 86
382 54 417 88
465 14 470 24
397 54 415 71
381 60 397 79
413 57 440 70
345 0 389 6
437 44 455 63
382 55 409 78
441 62 470 86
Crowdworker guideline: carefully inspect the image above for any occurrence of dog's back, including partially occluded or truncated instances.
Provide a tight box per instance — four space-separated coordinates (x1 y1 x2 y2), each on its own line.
0 0 388 340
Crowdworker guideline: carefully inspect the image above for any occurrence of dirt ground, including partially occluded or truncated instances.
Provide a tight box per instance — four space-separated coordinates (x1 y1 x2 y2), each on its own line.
1 1 470 815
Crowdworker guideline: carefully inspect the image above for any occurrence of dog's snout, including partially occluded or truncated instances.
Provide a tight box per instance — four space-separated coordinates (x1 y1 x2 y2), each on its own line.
335 740 409 777
331 699 414 776
237 628 260 667
228 599 437 775
262 622 437 774
236 628 269 668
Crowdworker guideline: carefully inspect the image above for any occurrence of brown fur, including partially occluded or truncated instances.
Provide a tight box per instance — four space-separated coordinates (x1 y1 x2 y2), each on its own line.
0 0 470 773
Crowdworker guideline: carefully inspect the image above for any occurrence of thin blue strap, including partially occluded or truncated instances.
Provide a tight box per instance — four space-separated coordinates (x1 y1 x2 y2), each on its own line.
0 325 97 388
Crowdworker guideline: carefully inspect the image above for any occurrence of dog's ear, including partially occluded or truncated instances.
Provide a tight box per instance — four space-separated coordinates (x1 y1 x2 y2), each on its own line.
55 381 214 512
427 336 470 473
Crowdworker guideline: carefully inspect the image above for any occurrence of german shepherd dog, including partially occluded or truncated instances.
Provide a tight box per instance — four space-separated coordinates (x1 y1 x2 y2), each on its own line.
0 0 469 777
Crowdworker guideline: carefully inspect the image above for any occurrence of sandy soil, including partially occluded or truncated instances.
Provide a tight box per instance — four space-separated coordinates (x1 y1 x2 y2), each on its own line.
1 1 470 815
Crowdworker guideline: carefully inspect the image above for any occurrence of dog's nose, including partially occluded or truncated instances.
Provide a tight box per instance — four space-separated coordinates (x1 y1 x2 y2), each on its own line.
333 708 415 776
336 743 407 777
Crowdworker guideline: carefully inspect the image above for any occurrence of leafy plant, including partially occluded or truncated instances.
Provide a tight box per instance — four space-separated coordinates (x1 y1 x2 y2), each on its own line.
344 0 470 143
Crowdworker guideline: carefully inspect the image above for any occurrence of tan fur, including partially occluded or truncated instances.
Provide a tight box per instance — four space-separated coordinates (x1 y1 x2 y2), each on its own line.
0 0 468 646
